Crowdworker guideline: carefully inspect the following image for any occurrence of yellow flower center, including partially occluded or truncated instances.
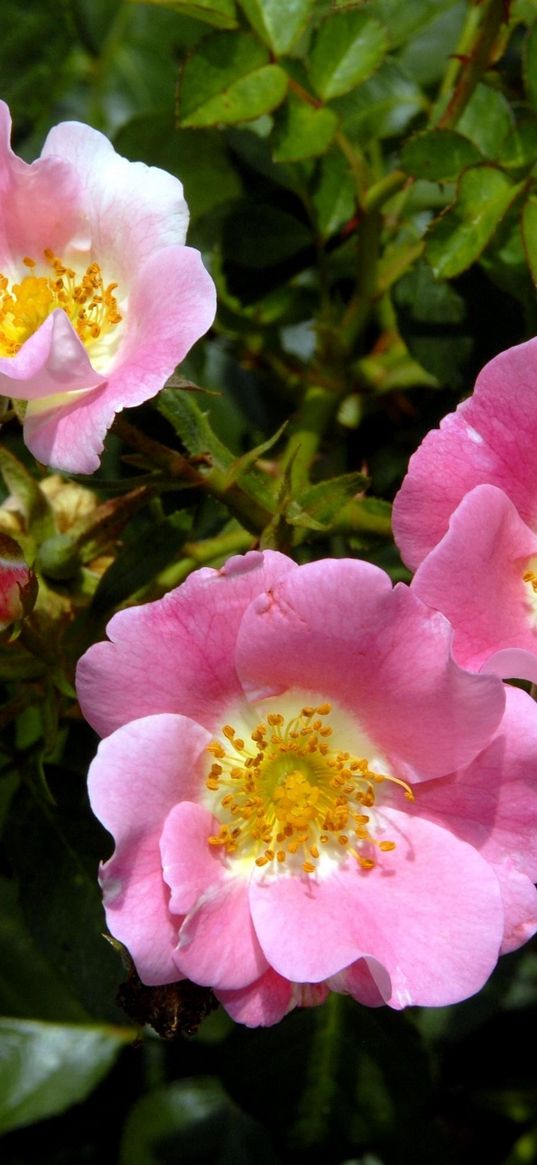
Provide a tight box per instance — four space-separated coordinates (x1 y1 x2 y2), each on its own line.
0 251 122 358
205 702 413 876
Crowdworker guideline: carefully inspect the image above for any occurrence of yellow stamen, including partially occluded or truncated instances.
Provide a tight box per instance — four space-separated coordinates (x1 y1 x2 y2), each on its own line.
204 701 411 876
0 249 122 358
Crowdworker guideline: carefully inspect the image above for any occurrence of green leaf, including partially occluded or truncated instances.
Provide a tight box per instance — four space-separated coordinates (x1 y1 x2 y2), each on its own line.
525 18 537 110
308 10 387 101
287 472 370 531
0 878 87 1022
178 31 288 127
158 389 276 530
272 97 339 162
312 151 356 238
332 60 425 142
120 1078 275 1165
374 0 464 51
239 0 315 54
457 83 513 160
394 0 465 85
522 194 537 288
0 1018 131 1134
481 207 537 319
425 166 523 280
128 0 238 28
499 115 537 171
223 422 287 487
0 449 55 544
5 786 126 1021
114 117 242 222
393 261 473 388
401 129 481 181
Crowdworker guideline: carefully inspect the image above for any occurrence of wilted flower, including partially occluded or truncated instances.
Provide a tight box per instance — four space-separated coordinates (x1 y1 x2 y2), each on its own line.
393 338 537 680
77 552 537 1028
0 101 216 473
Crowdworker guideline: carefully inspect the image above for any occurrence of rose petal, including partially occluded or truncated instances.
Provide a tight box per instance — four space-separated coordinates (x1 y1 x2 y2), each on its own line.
88 713 210 985
249 812 503 1006
174 877 268 990
76 550 296 737
235 558 505 779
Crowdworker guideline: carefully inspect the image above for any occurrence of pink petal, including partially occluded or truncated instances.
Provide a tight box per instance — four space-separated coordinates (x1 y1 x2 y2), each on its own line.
41 120 189 282
330 957 391 1007
88 713 211 985
235 558 505 780
174 877 268 990
249 811 503 1006
0 101 83 268
76 550 296 737
413 686 537 886
216 968 293 1027
412 485 537 680
20 246 216 474
160 802 226 915
393 336 537 569
0 311 103 398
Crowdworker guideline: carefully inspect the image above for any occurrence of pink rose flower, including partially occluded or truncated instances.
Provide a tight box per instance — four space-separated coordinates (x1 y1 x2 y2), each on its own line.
0 102 216 473
393 337 537 571
77 551 537 1028
0 532 36 630
393 338 537 680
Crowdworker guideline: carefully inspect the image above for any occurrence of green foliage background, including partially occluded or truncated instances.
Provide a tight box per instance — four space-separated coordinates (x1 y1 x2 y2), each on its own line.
2 0 537 1161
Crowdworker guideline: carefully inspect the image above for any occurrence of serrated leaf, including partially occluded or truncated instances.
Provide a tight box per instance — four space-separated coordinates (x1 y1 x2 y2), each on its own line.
457 83 513 160
522 195 537 288
401 129 481 181
178 31 287 127
393 261 472 388
223 422 287 487
499 115 537 170
129 0 238 28
288 471 370 530
332 60 425 141
312 151 356 237
426 166 523 279
158 389 276 529
309 9 387 101
0 1018 131 1133
273 98 339 162
239 0 315 54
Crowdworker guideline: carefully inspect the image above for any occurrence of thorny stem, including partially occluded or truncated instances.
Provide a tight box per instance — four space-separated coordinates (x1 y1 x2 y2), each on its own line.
436 0 507 129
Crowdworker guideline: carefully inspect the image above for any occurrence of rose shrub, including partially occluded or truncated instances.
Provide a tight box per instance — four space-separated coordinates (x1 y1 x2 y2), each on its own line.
0 101 216 473
77 551 537 1027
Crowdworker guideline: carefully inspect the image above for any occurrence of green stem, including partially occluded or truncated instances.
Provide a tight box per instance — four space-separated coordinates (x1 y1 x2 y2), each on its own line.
280 385 342 494
292 993 343 1149
436 0 506 129
131 527 254 600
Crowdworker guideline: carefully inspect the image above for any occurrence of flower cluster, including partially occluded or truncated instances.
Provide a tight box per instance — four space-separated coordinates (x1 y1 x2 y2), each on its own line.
0 101 215 473
77 551 537 1027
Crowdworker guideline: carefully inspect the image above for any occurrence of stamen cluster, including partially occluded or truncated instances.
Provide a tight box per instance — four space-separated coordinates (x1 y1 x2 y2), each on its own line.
0 249 122 357
206 703 413 875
